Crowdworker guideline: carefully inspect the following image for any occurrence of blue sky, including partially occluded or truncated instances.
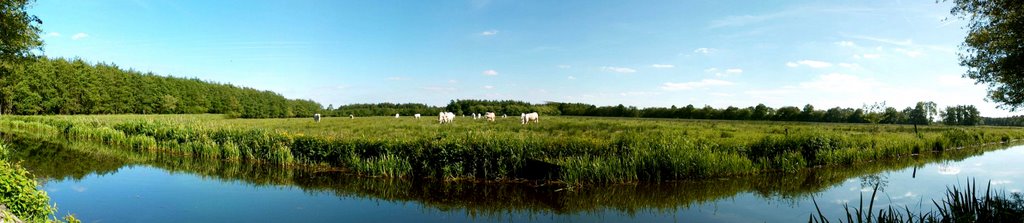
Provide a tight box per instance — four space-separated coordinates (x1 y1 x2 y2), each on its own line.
28 0 1022 116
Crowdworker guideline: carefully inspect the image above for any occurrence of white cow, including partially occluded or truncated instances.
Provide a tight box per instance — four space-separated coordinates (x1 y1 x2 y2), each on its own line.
395 113 400 118
349 114 354 119
438 112 456 124
414 113 421 119
521 112 539 124
313 113 321 123
485 112 496 122
502 114 507 119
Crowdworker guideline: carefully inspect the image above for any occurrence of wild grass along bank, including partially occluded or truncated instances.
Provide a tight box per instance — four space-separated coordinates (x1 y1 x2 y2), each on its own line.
2 114 1022 185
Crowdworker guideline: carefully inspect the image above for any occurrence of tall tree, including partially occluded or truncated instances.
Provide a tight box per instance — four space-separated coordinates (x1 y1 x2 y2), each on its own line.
0 0 42 63
1 0 42 115
908 101 938 125
948 0 1024 110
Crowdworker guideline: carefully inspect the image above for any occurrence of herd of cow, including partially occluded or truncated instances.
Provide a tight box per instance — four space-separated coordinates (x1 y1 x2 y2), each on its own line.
311 112 541 124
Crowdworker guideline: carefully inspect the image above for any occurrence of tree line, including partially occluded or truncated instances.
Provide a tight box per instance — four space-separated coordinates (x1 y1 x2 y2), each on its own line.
0 57 321 118
322 99 989 126
0 56 992 127
552 101 982 126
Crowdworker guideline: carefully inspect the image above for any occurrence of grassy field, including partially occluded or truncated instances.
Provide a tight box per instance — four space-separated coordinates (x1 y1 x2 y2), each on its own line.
2 114 1022 185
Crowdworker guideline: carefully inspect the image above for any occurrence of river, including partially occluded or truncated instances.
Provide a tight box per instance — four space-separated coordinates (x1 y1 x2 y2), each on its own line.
6 135 1023 222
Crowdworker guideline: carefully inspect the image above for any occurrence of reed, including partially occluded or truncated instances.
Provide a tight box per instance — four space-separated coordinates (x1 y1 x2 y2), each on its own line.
2 115 1023 185
809 179 1024 223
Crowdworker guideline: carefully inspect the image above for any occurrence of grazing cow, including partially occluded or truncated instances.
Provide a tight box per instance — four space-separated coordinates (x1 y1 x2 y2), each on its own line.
485 112 496 122
414 113 421 119
350 114 354 119
521 112 540 124
438 112 456 124
395 113 400 118
313 113 321 123
502 114 507 119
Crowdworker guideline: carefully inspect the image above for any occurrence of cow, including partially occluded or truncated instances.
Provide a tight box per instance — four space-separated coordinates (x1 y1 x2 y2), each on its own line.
395 113 400 118
485 112 496 122
438 112 456 124
313 113 321 123
349 114 354 119
521 112 539 124
414 113 421 119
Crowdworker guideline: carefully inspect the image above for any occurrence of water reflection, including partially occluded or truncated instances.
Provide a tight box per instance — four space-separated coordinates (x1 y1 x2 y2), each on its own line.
937 164 962 175
5 134 1018 219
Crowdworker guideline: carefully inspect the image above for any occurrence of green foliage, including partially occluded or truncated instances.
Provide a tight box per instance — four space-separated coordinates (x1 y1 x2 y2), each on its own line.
4 115 1024 186
0 57 322 118
941 105 983 126
0 0 42 63
0 160 54 221
948 0 1024 110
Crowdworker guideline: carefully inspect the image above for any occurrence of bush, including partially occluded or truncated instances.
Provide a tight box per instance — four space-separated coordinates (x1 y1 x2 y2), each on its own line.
0 161 54 221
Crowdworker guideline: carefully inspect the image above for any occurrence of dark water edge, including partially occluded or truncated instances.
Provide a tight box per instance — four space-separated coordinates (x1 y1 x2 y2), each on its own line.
4 132 1024 222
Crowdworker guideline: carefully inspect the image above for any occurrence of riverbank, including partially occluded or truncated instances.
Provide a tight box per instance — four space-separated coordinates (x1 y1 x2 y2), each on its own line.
2 114 1023 185
7 131 1024 222
0 140 79 223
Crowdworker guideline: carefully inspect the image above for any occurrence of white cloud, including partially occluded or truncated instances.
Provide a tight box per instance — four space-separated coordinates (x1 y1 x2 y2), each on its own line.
423 86 457 92
482 85 494 89
651 64 674 68
567 76 576 80
992 180 1013 185
895 48 923 58
836 41 856 47
710 92 734 97
704 67 743 77
856 54 881 59
45 32 61 38
601 66 637 73
557 65 571 69
838 63 861 69
850 35 914 46
661 79 734 91
694 48 715 54
709 11 790 28
482 69 499 76
620 91 660 97
798 73 880 92
786 60 833 68
936 75 973 87
71 32 89 40
480 30 499 36
448 79 458 84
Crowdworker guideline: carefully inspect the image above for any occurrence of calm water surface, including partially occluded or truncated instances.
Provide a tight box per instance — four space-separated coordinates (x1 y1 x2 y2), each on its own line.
8 137 1024 223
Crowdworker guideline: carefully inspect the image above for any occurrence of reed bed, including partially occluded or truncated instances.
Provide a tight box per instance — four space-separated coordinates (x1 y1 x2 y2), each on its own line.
810 179 1024 223
2 114 1023 185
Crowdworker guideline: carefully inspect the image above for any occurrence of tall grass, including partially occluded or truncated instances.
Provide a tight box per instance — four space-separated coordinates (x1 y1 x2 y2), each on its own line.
2 115 1023 185
809 179 1024 223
